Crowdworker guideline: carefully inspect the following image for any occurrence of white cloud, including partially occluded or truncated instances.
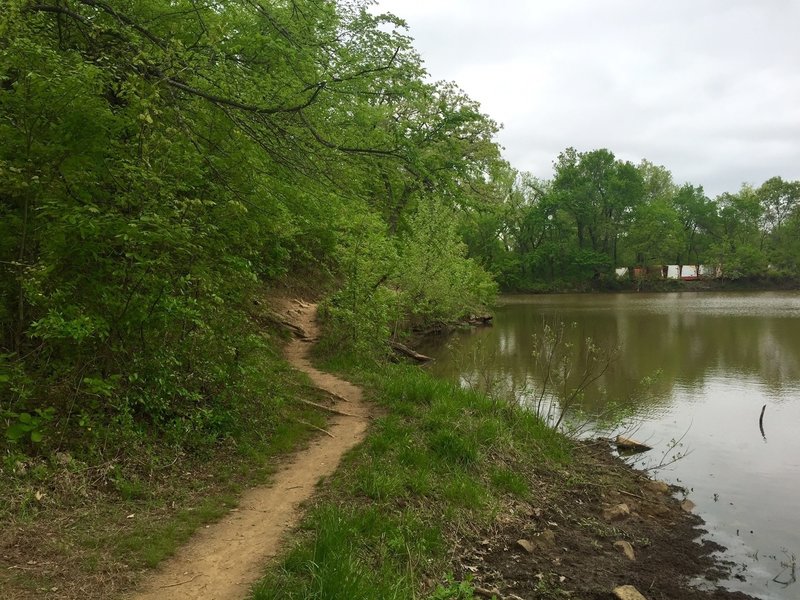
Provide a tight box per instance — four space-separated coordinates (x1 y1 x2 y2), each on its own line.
373 0 800 196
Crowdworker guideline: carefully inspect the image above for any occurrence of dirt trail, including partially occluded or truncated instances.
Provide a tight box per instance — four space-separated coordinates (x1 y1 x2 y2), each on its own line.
131 300 370 600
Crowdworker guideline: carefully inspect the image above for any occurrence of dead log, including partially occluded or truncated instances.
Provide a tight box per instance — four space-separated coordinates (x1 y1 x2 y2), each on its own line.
389 340 432 363
261 311 309 338
467 314 493 326
615 435 652 453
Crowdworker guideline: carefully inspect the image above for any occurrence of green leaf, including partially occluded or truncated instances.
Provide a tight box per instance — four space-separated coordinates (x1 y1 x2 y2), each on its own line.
6 424 27 441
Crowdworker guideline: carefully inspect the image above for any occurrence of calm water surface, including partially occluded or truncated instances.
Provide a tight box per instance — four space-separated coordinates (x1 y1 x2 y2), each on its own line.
419 292 800 600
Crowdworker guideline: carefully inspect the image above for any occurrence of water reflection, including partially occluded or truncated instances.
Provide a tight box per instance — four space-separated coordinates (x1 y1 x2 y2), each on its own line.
419 292 800 600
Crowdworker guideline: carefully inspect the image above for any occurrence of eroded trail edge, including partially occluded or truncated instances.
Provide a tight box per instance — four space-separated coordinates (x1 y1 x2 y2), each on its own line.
132 301 370 600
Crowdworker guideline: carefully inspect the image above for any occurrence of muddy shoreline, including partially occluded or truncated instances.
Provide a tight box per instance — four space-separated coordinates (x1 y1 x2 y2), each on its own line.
445 441 757 600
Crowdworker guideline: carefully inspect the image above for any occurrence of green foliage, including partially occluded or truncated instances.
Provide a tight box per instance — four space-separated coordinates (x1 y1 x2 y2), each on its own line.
0 0 503 455
428 575 478 599
397 198 497 327
4 408 54 445
320 210 399 358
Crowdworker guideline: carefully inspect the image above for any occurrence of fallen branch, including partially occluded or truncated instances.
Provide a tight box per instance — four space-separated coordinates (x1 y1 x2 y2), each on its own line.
296 419 335 438
467 314 493 326
261 311 309 338
299 399 363 418
320 389 351 403
389 340 432 362
159 574 201 588
619 489 646 501
615 435 652 453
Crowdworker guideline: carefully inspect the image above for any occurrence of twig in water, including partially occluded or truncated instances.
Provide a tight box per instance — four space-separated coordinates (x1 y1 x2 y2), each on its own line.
646 421 693 473
759 404 767 440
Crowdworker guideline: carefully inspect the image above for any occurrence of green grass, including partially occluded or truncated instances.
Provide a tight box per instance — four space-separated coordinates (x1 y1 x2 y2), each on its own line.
0 330 334 599
113 496 235 567
254 363 572 599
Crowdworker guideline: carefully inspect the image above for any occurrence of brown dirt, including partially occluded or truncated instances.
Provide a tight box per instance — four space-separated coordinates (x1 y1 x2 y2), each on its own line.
130 300 371 600
448 442 757 600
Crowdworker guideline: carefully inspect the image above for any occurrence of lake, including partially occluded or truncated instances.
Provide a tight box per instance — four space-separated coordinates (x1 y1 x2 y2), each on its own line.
419 292 800 600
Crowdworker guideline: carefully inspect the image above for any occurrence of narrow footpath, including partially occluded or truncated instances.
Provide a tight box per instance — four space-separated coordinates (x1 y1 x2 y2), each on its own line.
131 300 371 600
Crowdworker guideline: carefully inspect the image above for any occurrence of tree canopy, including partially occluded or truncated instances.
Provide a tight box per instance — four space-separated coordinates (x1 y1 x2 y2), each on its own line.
0 0 502 451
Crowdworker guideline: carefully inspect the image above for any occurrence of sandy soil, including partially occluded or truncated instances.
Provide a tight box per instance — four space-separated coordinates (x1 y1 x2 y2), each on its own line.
130 300 371 600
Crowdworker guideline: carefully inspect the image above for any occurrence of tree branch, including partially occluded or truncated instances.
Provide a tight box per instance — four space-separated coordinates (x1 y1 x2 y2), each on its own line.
298 111 403 158
25 4 90 24
164 76 327 114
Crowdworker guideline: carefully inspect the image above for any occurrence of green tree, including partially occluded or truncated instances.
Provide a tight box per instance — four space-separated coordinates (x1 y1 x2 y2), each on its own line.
1 0 503 452
625 199 683 266
551 148 644 268
672 184 717 265
710 186 766 278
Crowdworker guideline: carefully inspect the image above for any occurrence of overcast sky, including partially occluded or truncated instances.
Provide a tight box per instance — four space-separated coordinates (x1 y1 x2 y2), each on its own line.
373 0 800 197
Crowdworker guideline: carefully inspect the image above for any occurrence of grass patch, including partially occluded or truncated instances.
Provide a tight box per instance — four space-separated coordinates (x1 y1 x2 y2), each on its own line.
255 363 572 598
0 327 334 599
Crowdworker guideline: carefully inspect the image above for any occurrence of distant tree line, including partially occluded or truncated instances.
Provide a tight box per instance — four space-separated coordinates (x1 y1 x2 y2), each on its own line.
461 148 800 290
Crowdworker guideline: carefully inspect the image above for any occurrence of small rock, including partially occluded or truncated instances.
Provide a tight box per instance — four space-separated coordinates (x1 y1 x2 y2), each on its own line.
55 452 72 465
517 539 535 554
681 499 696 513
614 540 636 561
537 529 556 546
613 584 648 600
603 503 631 522
645 480 670 494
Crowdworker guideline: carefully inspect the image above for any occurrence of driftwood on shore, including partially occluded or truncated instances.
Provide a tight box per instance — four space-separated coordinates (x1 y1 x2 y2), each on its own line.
467 314 493 326
614 435 652 453
389 340 432 362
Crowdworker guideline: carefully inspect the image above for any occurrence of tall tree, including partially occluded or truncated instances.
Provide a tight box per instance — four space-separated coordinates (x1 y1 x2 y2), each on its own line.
551 148 643 267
